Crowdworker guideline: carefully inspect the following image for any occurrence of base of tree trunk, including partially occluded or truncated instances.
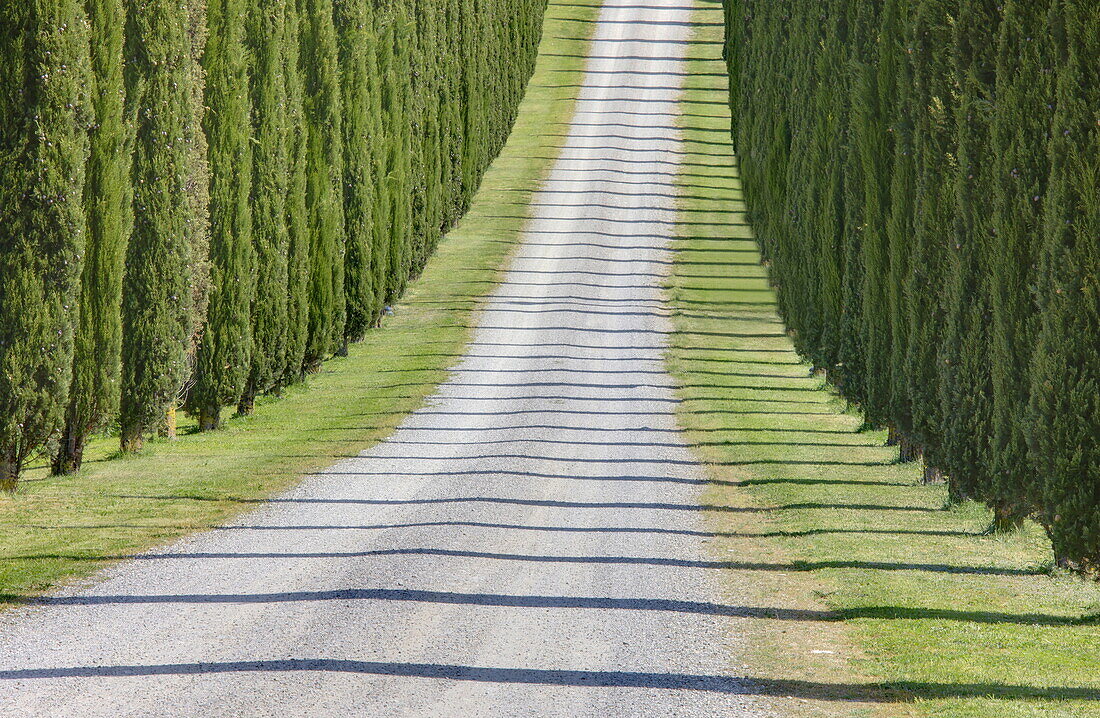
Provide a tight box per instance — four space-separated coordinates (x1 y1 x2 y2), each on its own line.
897 434 920 463
52 423 86 476
0 458 18 493
335 342 349 358
120 426 144 454
921 463 945 485
158 405 177 439
991 504 1025 533
886 425 900 446
237 393 256 417
198 407 221 432
947 477 968 504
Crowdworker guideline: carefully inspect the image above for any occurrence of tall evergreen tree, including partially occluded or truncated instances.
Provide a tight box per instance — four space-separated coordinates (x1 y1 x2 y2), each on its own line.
240 0 291 413
860 0 897 428
386 12 413 303
282 0 310 383
884 0 917 458
833 0 875 401
937 0 1000 504
335 0 378 346
904 0 954 480
989 0 1054 520
188 0 254 431
0 0 93 488
54 0 132 475
299 0 346 369
119 0 200 452
1030 0 1099 571
184 0 212 392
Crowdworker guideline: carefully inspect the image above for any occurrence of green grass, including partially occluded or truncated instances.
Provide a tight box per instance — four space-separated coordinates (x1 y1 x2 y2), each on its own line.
0 0 602 606
669 3 1100 717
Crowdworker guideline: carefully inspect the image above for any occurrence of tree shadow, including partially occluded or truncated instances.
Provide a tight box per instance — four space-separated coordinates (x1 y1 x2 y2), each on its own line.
0 660 1094 702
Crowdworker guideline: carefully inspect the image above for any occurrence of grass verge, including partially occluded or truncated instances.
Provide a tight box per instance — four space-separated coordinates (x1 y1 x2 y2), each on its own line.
668 3 1100 717
0 0 602 607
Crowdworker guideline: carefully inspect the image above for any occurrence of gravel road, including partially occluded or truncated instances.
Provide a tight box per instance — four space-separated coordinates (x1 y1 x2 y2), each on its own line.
0 0 764 715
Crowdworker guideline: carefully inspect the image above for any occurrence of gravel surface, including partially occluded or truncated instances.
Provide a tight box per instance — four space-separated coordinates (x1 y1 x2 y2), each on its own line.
0 0 765 714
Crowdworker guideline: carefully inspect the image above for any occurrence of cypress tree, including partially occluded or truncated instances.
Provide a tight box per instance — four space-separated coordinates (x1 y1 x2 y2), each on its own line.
188 0 254 431
299 0 346 369
1030 0 1099 571
54 0 132 475
439 0 463 228
833 0 876 401
335 0 377 346
0 0 93 489
904 0 954 481
988 0 1054 522
371 12 397 314
386 12 413 303
282 0 310 383
119 0 200 452
239 0 290 415
459 0 486 205
185 0 212 394
884 0 917 458
937 0 1000 503
860 0 897 428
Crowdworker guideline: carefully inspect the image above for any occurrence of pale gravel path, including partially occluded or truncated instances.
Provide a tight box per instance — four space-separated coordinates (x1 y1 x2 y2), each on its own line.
0 1 765 715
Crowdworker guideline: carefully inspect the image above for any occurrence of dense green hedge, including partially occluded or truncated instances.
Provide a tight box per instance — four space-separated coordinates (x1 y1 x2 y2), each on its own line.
0 0 547 483
721 0 1099 571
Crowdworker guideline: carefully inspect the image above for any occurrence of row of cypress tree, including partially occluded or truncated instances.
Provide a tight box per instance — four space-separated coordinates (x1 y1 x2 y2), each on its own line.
720 0 1099 572
0 0 547 487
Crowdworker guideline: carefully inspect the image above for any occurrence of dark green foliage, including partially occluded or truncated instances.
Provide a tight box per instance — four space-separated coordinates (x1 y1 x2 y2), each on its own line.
185 0 212 374
721 0 1100 567
904 0 954 478
119 0 202 452
859 0 896 429
1 0 547 468
335 0 378 345
383 11 413 304
188 0 255 430
937 0 1000 502
0 0 93 488
988 0 1055 518
241 0 291 412
55 0 132 475
1030 1 1100 571
282 0 310 385
300 0 345 369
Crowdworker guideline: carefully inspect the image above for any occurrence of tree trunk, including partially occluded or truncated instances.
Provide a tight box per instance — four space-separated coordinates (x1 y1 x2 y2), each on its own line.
158 405 177 439
992 503 1024 533
886 424 900 446
921 463 945 485
237 390 256 417
52 421 87 476
947 476 968 504
0 457 18 494
335 340 349 358
120 424 144 453
198 406 220 432
898 433 920 463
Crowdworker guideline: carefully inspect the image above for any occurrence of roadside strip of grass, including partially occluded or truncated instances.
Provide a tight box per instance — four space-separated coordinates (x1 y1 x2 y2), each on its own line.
0 0 601 607
668 3 1100 717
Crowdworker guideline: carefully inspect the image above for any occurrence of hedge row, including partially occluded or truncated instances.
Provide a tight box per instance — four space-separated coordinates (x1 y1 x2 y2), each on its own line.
721 0 1099 570
0 0 547 486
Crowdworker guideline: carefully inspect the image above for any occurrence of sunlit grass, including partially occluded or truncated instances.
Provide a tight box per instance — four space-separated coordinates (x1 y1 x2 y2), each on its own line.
0 0 603 606
669 2 1100 717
